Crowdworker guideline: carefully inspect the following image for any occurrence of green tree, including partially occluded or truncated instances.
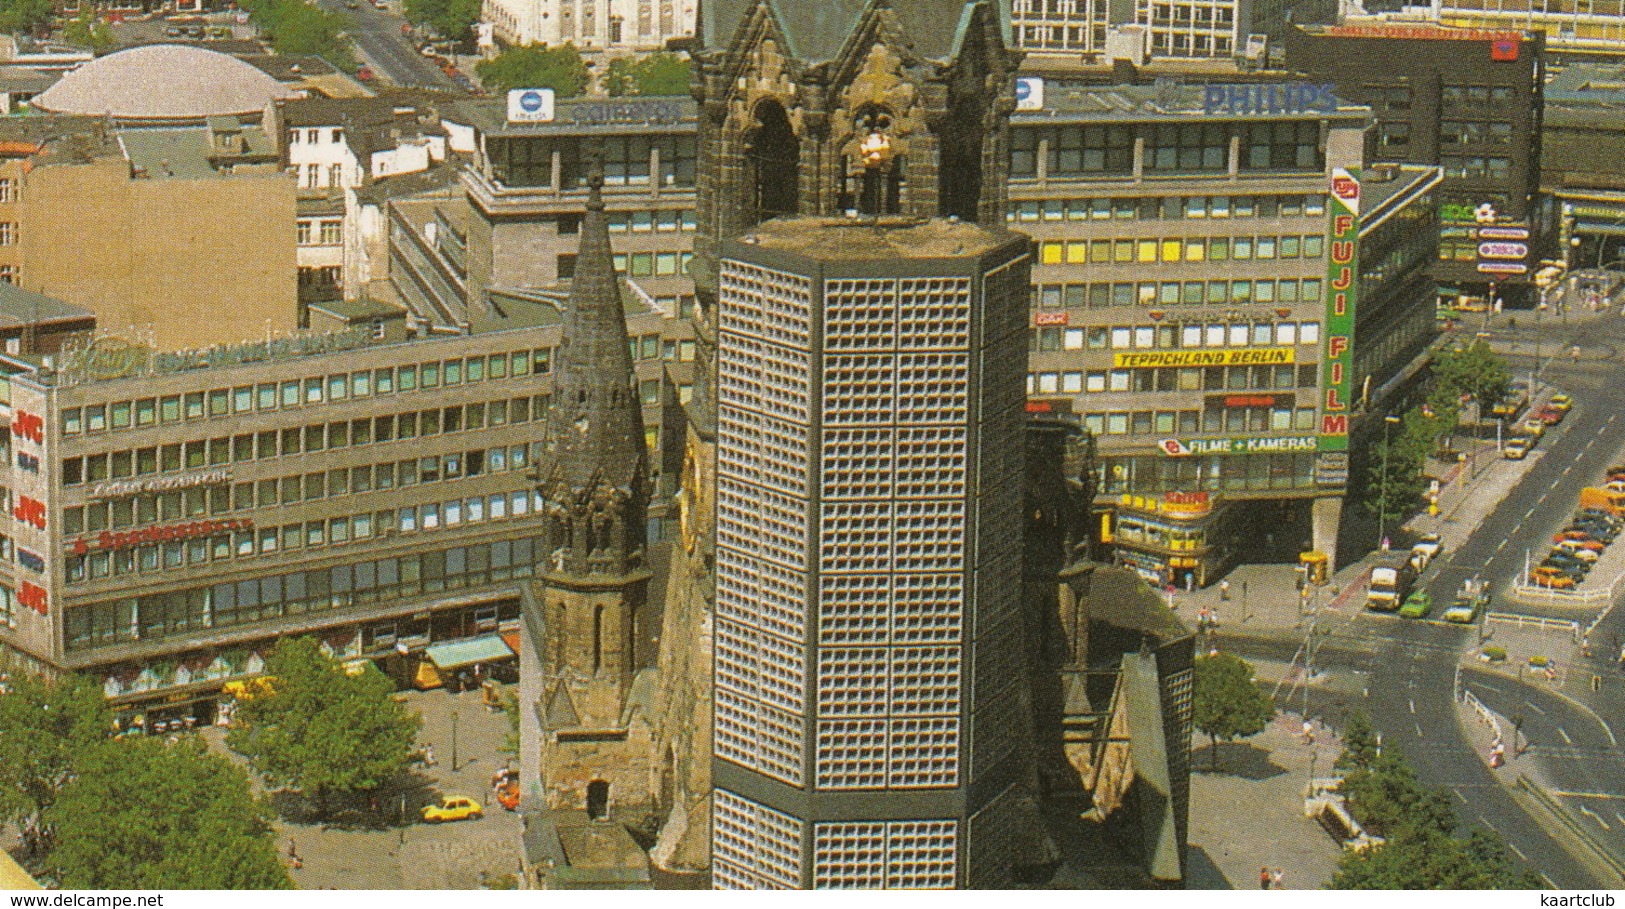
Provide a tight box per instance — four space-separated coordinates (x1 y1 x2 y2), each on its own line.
1364 409 1431 528
241 0 358 69
228 637 420 818
1338 746 1455 839
606 51 691 96
475 42 589 96
0 674 108 838
45 736 291 890
62 9 116 52
1330 828 1543 889
1192 652 1275 771
0 0 54 35
499 688 520 756
404 0 481 42
1433 339 1513 417
1334 711 1380 772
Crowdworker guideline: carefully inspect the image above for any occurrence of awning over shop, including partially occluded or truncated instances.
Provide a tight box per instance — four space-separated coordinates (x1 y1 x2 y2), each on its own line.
501 629 521 657
424 634 514 671
1573 220 1625 236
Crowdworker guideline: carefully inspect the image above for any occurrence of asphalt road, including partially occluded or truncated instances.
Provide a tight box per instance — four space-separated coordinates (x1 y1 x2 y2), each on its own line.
323 0 456 89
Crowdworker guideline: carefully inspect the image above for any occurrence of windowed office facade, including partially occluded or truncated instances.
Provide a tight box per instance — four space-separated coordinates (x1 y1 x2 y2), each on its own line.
0 313 677 723
1012 83 1439 581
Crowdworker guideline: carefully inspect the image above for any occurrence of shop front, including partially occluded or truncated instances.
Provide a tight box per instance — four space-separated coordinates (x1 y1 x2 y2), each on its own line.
1107 490 1230 588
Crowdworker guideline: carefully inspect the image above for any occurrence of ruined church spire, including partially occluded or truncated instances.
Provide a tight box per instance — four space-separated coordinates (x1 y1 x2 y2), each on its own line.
538 169 648 578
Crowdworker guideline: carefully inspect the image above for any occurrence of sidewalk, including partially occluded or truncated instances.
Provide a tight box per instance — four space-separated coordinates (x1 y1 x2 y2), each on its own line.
203 685 523 890
1187 712 1348 889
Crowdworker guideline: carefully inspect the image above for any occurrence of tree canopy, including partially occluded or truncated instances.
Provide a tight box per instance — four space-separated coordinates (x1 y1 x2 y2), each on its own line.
1192 652 1274 770
62 9 116 53
475 43 590 96
1330 723 1542 889
45 736 291 890
241 0 358 70
404 0 481 42
227 637 420 817
606 52 691 96
0 0 53 36
0 673 108 834
1433 339 1513 416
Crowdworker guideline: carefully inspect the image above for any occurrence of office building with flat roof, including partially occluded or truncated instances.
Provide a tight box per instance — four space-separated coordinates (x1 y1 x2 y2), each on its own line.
710 216 1034 889
1011 79 1439 578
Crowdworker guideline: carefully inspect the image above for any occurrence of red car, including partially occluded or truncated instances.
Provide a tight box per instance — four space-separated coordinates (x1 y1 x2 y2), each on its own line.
1535 406 1565 426
355 65 374 81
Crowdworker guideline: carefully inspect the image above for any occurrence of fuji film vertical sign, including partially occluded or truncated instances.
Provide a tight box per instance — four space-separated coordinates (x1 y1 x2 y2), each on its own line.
1320 167 1360 452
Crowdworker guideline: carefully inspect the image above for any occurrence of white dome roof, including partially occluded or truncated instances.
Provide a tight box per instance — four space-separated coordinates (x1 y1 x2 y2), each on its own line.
34 44 298 120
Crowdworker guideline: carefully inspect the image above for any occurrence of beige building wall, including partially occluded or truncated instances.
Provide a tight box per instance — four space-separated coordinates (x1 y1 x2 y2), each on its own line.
19 160 297 353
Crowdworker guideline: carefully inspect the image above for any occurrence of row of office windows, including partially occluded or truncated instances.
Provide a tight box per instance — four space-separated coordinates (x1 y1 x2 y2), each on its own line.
64 535 548 651
1032 320 1323 351
486 135 697 189
62 443 538 536
1031 363 1318 395
1032 276 1325 309
603 210 698 233
1068 405 1320 436
59 395 552 486
1010 121 1323 178
63 490 546 587
1439 155 1514 182
296 219 344 246
1009 193 1327 223
1099 452 1320 494
59 348 556 436
1036 233 1327 266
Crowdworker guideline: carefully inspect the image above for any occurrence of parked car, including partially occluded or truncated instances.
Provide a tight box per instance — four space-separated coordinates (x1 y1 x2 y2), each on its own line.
421 795 482 822
1549 393 1573 412
1519 417 1546 438
1399 590 1433 619
1529 567 1577 589
1503 436 1534 459
1409 532 1444 571
355 65 374 81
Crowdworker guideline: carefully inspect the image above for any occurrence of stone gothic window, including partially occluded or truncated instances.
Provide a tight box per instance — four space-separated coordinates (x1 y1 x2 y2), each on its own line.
747 100 799 225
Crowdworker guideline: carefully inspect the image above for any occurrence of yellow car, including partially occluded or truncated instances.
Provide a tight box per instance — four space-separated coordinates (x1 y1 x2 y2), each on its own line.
1549 393 1573 413
421 796 483 823
1503 436 1534 460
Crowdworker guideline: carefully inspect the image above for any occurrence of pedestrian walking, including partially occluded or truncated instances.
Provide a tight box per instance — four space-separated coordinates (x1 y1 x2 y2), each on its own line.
1271 868 1285 890
1301 719 1315 746
1184 571 1194 593
1259 867 1271 890
423 743 437 767
1219 579 1230 601
287 838 298 859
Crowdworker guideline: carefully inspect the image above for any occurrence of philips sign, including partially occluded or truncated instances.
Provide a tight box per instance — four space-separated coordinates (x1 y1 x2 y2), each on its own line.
506 88 556 124
1203 83 1338 116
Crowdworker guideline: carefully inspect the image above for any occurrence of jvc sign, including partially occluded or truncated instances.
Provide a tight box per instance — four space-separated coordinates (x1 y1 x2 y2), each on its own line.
1203 83 1338 116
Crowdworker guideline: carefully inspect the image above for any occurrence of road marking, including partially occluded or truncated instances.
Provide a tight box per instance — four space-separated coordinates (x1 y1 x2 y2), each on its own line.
1454 788 1470 804
1562 463 1575 477
1551 478 1563 489
1495 540 1508 554
1476 681 1503 693
1578 806 1612 830
1509 841 1527 861
1616 812 1625 828
1553 791 1625 800
1559 726 1574 744
1603 718 1618 747
1415 721 1425 737
1526 701 1546 716
1409 699 1416 714
1543 874 1559 888
1525 507 1537 519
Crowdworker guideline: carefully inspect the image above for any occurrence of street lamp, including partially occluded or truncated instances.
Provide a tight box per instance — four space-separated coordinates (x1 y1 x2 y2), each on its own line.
1377 414 1402 550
